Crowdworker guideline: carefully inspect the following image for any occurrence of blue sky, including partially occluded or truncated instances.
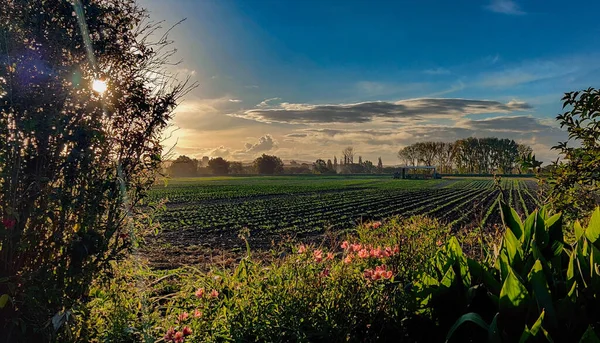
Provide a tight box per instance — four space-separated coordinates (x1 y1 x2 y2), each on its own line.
142 0 600 164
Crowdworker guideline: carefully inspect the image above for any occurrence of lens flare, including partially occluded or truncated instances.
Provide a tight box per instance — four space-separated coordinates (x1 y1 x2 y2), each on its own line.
92 79 107 94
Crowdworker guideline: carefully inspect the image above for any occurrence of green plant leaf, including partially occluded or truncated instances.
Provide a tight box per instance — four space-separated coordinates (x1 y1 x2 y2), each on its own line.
585 207 600 244
501 202 523 239
0 294 9 309
523 210 537 251
575 221 585 242
468 258 501 294
535 210 550 250
488 313 502 343
445 312 489 343
528 260 557 328
545 213 563 244
500 266 529 311
504 226 524 267
579 326 600 342
518 310 548 343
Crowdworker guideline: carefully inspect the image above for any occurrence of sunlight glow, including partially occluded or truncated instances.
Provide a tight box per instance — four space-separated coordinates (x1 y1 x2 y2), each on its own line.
92 79 107 94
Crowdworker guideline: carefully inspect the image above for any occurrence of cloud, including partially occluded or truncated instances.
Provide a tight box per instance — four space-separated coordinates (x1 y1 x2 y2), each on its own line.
244 134 277 153
229 98 242 103
256 97 281 108
486 0 525 15
233 98 532 124
424 68 451 75
459 115 554 132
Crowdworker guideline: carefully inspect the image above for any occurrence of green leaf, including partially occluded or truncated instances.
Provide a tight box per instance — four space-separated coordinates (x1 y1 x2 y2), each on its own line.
528 260 557 328
545 213 563 244
488 313 502 343
585 208 600 244
445 312 489 343
535 210 550 249
0 294 9 309
575 221 585 242
567 249 577 283
468 258 501 294
504 226 524 267
523 210 537 251
579 326 600 343
447 236 471 287
501 202 523 239
500 266 529 311
518 310 548 343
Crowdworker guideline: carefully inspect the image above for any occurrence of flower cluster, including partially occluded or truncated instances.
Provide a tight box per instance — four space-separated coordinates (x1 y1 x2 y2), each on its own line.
340 241 399 261
195 287 219 299
363 265 393 281
297 245 335 263
164 326 192 343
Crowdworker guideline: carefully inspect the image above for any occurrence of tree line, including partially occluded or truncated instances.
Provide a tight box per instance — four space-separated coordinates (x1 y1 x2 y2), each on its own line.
397 137 542 174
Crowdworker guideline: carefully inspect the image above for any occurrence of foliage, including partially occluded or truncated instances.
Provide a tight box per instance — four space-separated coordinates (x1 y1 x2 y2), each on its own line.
83 216 450 342
253 154 284 175
168 155 199 177
550 88 600 221
415 203 600 342
207 157 230 175
0 0 189 340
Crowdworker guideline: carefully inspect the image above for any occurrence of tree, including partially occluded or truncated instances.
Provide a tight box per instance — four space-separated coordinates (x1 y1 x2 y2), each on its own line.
0 1 191 339
358 156 363 165
377 157 383 173
313 159 329 174
342 147 354 165
208 157 230 175
362 160 375 173
326 159 333 170
550 88 600 220
398 146 418 166
254 154 284 175
169 155 197 177
229 161 244 175
333 156 338 170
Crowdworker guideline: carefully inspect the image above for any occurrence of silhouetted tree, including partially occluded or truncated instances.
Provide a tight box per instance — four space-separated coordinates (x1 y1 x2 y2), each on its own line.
208 157 230 175
229 161 244 175
254 154 284 174
377 157 383 173
169 155 197 177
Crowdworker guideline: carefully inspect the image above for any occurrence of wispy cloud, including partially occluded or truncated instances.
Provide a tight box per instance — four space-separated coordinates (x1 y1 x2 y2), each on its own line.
229 98 242 103
244 134 277 153
486 0 525 15
256 97 281 108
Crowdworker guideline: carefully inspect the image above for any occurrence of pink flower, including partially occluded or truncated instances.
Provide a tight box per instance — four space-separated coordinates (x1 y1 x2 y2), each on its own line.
341 241 349 250
313 249 323 263
173 331 185 343
364 264 393 281
2 218 15 229
384 247 393 257
298 244 307 254
351 243 362 252
343 254 353 264
182 326 192 336
436 240 443 247
210 289 219 298
194 309 202 318
393 246 399 254
370 248 382 258
178 312 189 322
321 268 330 277
195 287 205 298
164 327 175 341
358 249 369 259
384 270 393 279
364 269 373 279
326 252 334 260
372 221 382 229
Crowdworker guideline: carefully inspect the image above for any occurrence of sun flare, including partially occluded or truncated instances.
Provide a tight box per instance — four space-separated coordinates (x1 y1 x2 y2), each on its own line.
92 79 107 94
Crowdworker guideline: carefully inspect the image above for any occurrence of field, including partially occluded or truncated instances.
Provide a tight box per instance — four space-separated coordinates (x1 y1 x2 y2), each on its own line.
145 176 539 266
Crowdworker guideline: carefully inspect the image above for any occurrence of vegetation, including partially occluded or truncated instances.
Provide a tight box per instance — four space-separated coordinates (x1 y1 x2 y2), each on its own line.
398 138 535 174
550 88 600 221
0 0 189 340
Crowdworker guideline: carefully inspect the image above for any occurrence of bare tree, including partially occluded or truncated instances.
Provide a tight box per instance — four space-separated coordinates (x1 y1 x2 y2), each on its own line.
342 146 354 164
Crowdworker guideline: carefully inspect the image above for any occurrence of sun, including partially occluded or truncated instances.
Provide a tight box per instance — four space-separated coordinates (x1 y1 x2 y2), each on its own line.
92 79 107 94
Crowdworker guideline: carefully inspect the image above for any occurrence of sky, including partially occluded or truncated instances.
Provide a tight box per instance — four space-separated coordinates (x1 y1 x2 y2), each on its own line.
141 0 600 165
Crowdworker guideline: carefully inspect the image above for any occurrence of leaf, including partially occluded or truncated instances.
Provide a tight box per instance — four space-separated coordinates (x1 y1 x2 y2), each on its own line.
575 221 585 242
579 326 600 343
501 202 523 239
447 237 471 287
500 266 529 311
522 211 536 252
488 313 502 343
545 213 563 244
445 312 489 343
0 294 9 309
585 208 600 244
528 260 557 328
504 227 523 267
535 210 550 250
518 310 547 343
468 258 501 294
